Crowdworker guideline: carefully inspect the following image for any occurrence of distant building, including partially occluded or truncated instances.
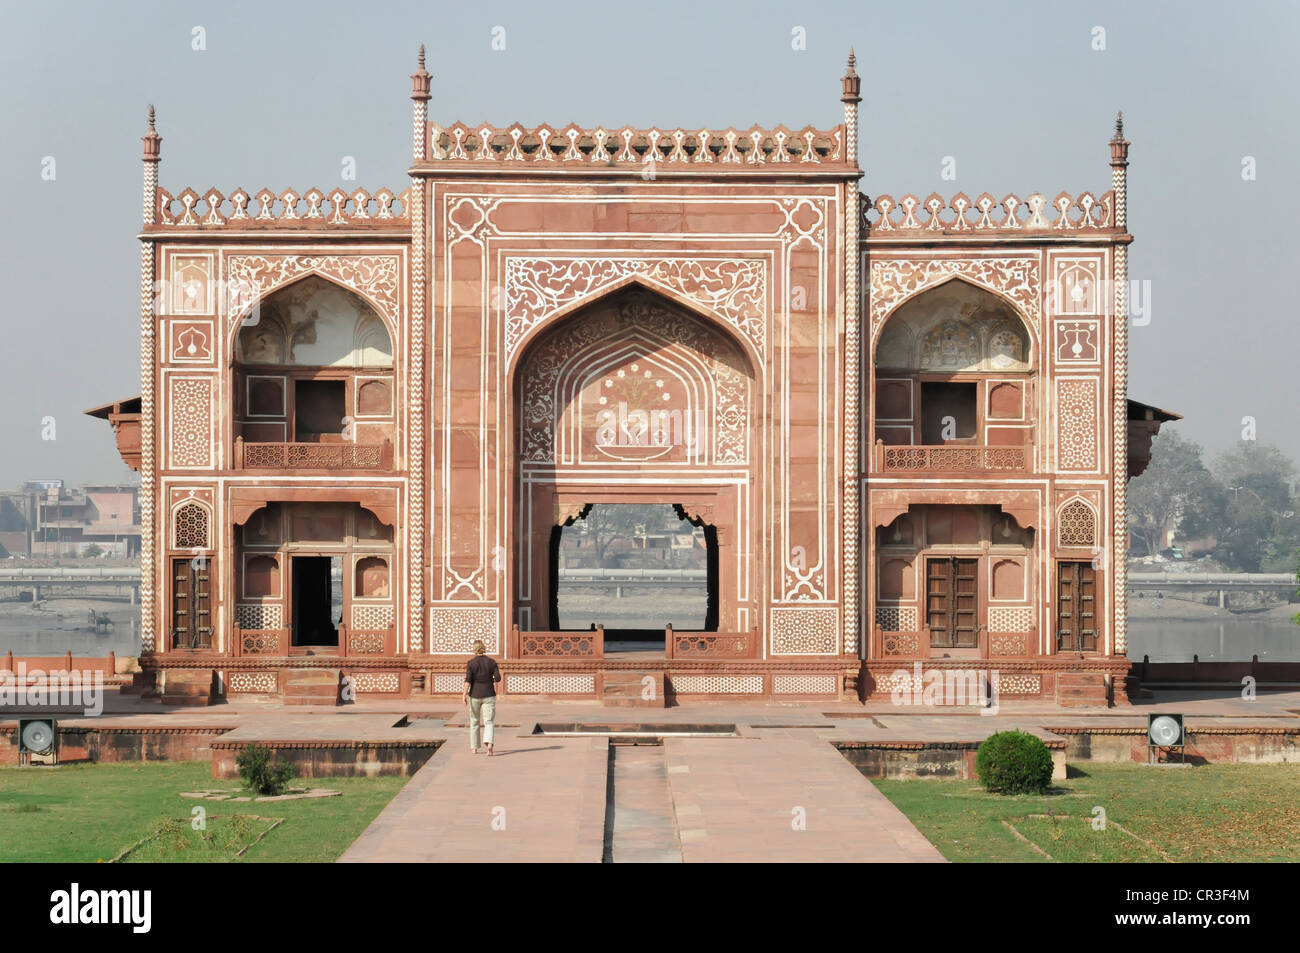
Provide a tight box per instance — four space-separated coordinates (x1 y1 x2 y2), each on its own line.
0 483 140 558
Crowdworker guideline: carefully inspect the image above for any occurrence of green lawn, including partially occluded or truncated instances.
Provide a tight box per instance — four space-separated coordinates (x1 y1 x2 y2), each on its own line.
0 761 409 862
872 763 1300 862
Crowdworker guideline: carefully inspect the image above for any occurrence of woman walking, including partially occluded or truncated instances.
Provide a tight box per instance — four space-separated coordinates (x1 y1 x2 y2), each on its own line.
462 639 502 756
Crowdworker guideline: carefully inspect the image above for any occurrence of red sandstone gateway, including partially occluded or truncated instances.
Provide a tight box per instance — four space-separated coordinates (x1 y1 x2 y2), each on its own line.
90 50 1175 708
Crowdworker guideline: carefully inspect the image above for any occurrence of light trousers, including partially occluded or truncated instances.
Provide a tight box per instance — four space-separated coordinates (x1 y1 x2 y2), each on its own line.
469 696 496 750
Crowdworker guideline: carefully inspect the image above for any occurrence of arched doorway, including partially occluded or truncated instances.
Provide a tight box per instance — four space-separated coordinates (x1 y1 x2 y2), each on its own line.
511 288 758 651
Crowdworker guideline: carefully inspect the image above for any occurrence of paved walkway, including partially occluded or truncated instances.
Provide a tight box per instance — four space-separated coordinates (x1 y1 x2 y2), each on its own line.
341 720 945 863
663 730 944 862
340 734 607 863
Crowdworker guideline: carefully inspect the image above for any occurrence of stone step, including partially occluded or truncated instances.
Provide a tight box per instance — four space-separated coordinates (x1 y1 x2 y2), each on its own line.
283 669 341 705
160 669 218 706
1056 673 1108 707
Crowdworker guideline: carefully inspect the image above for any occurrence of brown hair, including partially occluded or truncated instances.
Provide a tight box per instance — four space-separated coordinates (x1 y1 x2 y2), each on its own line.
472 639 486 655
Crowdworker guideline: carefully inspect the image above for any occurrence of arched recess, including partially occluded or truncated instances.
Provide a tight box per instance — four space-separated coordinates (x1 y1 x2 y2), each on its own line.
872 277 1037 450
228 272 397 357
233 275 393 368
508 287 759 639
230 274 397 456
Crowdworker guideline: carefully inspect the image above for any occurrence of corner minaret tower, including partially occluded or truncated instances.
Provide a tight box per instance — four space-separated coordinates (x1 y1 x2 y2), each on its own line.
408 48 430 651
1110 111 1131 659
842 50 864 657
139 106 162 650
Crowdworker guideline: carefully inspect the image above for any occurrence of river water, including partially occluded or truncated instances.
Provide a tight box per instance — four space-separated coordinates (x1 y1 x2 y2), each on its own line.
2 603 1297 663
1128 618 1300 663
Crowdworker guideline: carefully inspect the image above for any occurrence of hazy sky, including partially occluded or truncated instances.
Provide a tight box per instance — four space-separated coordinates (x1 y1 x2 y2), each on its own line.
1 0 1296 487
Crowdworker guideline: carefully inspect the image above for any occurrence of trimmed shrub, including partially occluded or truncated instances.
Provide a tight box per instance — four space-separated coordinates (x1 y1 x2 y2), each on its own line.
235 743 295 797
975 730 1053 795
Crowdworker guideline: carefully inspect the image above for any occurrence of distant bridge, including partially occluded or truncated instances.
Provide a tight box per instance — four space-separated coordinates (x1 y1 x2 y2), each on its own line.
0 567 141 604
1127 572 1296 608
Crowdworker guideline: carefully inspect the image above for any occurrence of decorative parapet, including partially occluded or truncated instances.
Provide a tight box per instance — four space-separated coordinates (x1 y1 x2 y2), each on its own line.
423 122 849 167
863 190 1119 234
150 186 410 229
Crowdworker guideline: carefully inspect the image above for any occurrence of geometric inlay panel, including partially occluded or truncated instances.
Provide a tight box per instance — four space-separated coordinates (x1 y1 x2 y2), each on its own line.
871 671 923 695
352 672 401 693
235 603 282 630
769 607 839 655
429 607 499 654
773 674 837 694
987 607 1035 633
168 376 214 468
351 604 395 630
669 675 764 694
995 674 1042 695
228 671 278 694
506 674 595 694
432 673 466 694
1057 378 1099 471
875 606 918 632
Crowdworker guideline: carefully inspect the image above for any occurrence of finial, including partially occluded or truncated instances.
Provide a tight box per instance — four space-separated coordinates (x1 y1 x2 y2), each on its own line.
841 47 861 104
142 104 162 162
411 44 432 102
1109 109 1129 166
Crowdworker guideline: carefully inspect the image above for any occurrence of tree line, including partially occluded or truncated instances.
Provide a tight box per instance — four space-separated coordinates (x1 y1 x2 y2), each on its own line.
1128 430 1300 573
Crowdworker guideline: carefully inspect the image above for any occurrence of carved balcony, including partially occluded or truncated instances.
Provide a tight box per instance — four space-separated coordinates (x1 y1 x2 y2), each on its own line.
234 437 393 471
875 441 1031 475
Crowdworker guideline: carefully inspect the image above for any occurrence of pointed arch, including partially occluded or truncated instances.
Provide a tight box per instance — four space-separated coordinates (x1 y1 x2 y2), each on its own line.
227 271 396 365
1057 496 1099 548
874 276 1035 372
507 273 764 376
171 498 212 550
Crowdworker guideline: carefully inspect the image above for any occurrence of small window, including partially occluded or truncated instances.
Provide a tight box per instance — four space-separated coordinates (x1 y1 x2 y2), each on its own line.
294 380 345 442
921 382 977 444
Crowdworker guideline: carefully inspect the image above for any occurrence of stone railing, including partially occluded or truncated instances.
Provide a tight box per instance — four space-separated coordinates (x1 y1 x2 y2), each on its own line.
874 626 1035 659
511 625 604 658
234 627 285 656
876 442 1030 473
339 625 394 656
665 625 758 659
864 191 1117 234
153 186 410 228
234 438 392 470
426 122 847 166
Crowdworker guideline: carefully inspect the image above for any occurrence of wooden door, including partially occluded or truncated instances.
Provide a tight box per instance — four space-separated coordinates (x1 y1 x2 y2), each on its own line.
1056 560 1097 652
171 556 213 650
927 556 978 648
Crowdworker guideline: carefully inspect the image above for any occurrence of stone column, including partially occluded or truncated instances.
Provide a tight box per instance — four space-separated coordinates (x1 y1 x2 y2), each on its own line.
1110 114 1130 656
